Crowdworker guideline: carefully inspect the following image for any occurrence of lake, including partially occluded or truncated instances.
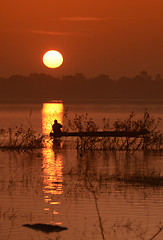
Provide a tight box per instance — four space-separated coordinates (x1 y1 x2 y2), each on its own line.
0 100 163 240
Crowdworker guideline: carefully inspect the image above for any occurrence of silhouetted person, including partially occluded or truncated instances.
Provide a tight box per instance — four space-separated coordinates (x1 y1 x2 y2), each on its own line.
52 119 62 135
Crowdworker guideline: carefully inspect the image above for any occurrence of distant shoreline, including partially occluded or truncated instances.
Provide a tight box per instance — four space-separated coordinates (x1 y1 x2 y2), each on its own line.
0 98 163 105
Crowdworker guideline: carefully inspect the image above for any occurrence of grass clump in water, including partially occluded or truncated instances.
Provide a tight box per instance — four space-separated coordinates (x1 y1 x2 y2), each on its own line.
0 126 44 151
63 112 99 150
63 110 163 151
112 110 163 151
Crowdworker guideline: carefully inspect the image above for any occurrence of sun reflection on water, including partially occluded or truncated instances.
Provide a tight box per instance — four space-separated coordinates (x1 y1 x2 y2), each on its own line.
41 101 64 220
42 102 63 135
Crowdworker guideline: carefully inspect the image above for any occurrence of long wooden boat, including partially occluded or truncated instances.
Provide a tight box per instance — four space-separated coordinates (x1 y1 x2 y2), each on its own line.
50 130 149 138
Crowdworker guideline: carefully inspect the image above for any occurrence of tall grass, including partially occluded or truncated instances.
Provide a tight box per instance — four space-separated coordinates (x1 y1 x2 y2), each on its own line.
63 110 163 151
0 110 162 151
0 126 44 151
63 112 99 150
112 110 163 151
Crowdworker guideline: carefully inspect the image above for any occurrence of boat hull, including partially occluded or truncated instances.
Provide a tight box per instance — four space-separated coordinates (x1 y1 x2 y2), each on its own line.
50 130 149 138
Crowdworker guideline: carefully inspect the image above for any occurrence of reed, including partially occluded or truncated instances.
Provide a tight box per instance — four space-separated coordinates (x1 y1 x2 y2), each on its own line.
0 126 45 151
0 110 162 151
63 110 163 151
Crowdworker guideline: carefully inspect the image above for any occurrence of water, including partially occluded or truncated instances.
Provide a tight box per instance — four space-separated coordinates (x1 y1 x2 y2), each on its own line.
0 100 163 240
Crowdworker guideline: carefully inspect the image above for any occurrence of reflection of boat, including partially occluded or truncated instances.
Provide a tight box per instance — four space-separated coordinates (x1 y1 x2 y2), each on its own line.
50 130 150 138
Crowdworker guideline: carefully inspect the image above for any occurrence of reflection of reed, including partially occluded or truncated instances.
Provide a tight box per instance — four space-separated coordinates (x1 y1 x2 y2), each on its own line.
41 102 63 216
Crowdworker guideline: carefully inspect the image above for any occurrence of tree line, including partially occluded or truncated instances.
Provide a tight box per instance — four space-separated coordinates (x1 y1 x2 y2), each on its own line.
0 71 163 102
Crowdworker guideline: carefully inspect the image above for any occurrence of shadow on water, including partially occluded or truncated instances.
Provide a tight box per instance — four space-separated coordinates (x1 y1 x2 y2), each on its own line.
23 223 68 233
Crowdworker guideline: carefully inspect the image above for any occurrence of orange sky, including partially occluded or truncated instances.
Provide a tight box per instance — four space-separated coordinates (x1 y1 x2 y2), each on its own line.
1 0 163 78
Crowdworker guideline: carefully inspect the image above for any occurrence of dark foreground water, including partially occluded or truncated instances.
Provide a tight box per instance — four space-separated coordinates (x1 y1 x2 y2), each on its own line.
0 100 163 240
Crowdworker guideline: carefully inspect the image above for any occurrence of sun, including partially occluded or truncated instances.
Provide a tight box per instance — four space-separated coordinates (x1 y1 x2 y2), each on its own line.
43 50 63 68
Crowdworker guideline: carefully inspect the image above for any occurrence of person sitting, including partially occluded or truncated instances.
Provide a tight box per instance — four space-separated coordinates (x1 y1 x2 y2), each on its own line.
52 119 62 135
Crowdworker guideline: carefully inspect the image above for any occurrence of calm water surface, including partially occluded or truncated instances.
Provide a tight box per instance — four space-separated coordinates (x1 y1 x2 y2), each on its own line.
0 100 163 240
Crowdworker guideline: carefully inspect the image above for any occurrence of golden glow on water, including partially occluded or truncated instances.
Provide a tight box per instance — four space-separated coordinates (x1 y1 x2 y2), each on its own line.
50 202 60 204
42 102 63 135
42 153 63 195
41 101 64 219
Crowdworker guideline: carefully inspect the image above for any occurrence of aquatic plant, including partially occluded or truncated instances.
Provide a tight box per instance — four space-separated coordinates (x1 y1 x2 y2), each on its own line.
63 151 163 240
63 110 163 151
63 157 163 240
63 113 99 150
0 126 45 151
0 110 162 152
112 110 163 151
63 111 99 132
116 170 163 187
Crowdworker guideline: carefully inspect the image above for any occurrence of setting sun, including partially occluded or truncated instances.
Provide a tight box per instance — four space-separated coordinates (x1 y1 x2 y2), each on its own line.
43 50 63 68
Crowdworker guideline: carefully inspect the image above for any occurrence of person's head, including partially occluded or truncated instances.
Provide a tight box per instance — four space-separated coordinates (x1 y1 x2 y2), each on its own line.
54 119 58 123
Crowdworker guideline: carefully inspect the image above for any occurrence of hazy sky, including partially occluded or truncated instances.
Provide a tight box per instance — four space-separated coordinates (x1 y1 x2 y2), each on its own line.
1 0 163 78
